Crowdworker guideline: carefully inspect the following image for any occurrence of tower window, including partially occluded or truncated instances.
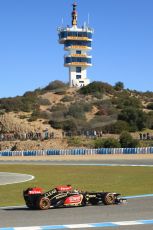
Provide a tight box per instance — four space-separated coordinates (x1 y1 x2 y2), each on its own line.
76 67 81 73
76 75 81 79
76 50 81 54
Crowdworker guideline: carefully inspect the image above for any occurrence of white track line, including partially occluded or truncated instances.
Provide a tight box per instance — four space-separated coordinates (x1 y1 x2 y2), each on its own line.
0 172 34 185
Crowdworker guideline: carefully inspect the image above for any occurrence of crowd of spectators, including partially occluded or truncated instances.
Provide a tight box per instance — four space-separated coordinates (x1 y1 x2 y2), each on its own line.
62 130 103 138
0 130 55 141
0 129 104 141
2 130 153 142
139 133 153 140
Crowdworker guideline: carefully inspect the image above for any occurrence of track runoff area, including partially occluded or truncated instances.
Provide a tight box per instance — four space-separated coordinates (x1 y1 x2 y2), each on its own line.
1 162 153 229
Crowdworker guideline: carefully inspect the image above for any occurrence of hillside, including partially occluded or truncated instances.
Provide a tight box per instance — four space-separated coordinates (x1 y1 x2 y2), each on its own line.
0 80 153 151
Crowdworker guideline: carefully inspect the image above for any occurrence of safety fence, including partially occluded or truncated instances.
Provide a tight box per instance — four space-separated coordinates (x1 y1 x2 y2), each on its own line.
0 147 153 157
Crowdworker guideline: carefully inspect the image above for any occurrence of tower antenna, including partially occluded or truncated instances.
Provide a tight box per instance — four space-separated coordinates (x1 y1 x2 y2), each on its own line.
88 13 90 26
61 17 64 26
72 1 77 26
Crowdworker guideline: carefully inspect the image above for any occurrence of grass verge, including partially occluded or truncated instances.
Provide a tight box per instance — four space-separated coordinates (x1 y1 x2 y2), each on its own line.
0 164 153 206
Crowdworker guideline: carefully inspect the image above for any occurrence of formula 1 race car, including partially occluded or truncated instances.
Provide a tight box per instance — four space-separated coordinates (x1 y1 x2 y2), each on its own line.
23 185 126 210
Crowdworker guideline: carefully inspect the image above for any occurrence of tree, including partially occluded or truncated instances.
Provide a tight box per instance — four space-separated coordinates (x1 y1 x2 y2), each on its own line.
119 131 139 148
145 111 153 129
118 108 146 131
107 120 130 134
114 82 124 91
49 118 77 131
103 138 121 148
62 119 78 131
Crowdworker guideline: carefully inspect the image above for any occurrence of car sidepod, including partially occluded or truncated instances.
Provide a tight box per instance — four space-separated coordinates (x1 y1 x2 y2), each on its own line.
64 194 84 206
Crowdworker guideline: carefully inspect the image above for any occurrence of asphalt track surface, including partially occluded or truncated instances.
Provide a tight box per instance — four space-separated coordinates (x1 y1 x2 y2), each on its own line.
0 158 153 165
0 197 153 229
1 158 153 229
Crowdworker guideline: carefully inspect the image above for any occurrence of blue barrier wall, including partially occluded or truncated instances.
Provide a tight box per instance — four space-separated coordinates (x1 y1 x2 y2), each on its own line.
0 147 153 157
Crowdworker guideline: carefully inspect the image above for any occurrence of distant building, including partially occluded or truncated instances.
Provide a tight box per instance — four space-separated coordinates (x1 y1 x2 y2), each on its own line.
58 2 93 88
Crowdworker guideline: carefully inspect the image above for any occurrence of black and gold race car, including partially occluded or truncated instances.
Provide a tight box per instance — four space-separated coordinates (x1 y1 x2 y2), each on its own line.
23 185 126 210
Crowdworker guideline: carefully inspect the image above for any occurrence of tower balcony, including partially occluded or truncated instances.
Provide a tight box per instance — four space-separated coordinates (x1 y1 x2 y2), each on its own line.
65 54 92 58
65 62 92 67
64 45 92 51
58 30 93 44
59 36 92 44
64 40 91 49
64 57 92 67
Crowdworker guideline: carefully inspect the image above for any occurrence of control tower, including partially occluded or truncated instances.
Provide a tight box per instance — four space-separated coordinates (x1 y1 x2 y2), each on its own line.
58 2 93 87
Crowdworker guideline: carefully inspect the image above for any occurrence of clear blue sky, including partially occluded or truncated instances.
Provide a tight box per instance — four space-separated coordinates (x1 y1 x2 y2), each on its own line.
0 0 153 98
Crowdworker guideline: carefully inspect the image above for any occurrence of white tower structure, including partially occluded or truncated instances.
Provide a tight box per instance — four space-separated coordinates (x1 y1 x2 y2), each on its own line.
58 2 93 87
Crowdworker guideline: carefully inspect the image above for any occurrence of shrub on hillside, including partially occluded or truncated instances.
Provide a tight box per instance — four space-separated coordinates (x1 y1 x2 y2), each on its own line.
49 120 63 129
0 97 22 112
93 92 104 99
39 111 52 120
96 109 108 116
95 100 117 116
112 95 142 109
60 95 74 102
142 91 153 98
114 81 124 91
67 137 82 146
146 103 153 110
51 103 67 113
79 81 114 95
38 98 51 106
119 131 139 148
51 110 66 121
28 108 41 121
23 89 40 97
0 94 38 112
94 138 120 148
67 102 92 119
50 104 68 121
43 80 67 91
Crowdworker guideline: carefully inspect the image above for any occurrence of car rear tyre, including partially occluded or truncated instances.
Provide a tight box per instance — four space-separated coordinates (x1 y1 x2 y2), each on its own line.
37 197 50 210
103 193 115 205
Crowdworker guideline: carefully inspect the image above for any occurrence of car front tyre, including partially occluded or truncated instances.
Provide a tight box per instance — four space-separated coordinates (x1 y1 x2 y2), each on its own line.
103 193 115 205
